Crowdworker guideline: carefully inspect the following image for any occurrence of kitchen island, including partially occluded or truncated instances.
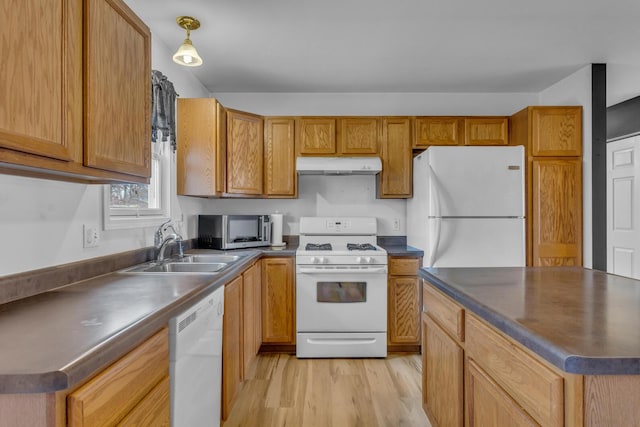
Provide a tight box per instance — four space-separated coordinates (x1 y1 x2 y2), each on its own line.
420 266 640 427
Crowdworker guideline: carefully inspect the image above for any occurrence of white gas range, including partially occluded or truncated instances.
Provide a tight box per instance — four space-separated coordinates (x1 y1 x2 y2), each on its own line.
295 217 388 358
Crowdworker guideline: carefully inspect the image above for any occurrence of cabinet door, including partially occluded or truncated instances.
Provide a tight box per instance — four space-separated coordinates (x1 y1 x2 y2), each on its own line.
531 159 582 266
0 0 82 162
242 261 261 377
388 276 421 345
222 276 243 420
464 117 509 145
379 118 412 198
466 359 538 427
261 257 295 344
117 376 170 427
422 314 464 427
68 328 168 426
264 118 296 197
227 110 264 195
338 117 380 154
296 118 336 155
415 117 462 147
176 98 227 196
84 0 151 178
177 98 226 196
531 107 582 156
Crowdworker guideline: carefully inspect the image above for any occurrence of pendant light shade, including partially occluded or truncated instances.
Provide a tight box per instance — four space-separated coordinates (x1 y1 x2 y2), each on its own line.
173 16 203 67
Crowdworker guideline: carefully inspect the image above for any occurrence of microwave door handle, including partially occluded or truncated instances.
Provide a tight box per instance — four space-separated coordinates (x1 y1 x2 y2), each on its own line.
263 216 269 242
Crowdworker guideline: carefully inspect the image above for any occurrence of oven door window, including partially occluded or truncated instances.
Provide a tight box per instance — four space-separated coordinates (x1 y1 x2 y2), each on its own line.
317 281 366 303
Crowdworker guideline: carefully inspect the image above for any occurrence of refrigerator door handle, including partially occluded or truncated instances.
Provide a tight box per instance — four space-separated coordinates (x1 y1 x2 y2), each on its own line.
428 165 443 266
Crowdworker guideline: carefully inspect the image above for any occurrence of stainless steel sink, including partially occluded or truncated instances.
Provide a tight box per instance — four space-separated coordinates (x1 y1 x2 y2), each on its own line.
122 262 227 274
120 252 249 274
179 254 244 263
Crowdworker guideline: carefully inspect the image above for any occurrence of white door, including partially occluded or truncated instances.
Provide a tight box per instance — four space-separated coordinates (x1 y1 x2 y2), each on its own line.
607 136 640 279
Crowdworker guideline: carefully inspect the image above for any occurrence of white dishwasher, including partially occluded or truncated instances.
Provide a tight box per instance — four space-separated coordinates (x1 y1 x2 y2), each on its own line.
169 286 224 427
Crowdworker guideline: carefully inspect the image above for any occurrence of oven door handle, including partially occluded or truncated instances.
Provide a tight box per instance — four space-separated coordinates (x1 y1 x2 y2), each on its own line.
297 267 388 274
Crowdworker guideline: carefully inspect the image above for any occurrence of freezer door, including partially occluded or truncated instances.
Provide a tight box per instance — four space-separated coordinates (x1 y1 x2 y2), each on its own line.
425 218 525 267
429 146 525 217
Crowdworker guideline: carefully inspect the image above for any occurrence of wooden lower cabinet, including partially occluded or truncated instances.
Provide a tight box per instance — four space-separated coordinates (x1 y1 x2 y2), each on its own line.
242 260 262 377
422 284 564 427
222 275 243 420
67 327 169 426
466 359 537 427
261 257 295 346
422 314 464 427
387 256 422 350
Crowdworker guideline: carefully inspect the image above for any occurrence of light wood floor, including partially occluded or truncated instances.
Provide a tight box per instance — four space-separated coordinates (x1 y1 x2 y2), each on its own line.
223 354 432 427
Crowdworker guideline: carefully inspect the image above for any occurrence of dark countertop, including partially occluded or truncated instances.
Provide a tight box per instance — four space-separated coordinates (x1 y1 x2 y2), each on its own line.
0 248 291 394
383 245 424 257
420 266 640 375
0 240 415 394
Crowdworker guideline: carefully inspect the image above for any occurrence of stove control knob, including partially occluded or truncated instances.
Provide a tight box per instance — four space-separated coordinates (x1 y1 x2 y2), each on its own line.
311 257 318 264
364 256 373 264
321 257 329 264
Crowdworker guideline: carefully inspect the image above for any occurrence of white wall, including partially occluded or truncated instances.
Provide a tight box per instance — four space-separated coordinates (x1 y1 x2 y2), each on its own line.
538 65 593 268
0 35 209 276
213 92 538 116
607 63 640 107
200 175 405 236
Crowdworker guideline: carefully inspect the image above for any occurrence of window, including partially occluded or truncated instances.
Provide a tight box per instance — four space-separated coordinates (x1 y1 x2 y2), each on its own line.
103 141 171 229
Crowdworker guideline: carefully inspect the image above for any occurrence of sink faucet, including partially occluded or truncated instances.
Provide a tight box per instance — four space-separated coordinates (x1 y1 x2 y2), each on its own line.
155 220 184 262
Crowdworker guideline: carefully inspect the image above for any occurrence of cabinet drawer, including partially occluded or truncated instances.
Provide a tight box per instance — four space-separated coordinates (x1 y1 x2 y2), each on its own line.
422 284 464 342
466 315 563 427
118 375 170 426
389 257 420 276
67 328 169 426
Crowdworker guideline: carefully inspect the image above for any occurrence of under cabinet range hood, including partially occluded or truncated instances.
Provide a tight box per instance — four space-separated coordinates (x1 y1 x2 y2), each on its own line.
296 157 382 175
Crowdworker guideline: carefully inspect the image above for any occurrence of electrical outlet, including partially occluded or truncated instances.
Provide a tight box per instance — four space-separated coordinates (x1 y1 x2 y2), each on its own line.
392 218 400 231
83 224 100 248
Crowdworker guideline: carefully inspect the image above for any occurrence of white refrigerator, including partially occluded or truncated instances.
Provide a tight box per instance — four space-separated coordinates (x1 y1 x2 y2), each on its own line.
407 146 525 267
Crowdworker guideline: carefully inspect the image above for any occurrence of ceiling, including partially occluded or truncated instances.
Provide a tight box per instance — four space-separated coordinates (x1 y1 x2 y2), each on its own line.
125 0 640 94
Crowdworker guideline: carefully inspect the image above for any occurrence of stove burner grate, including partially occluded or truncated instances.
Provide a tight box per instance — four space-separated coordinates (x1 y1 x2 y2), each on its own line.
305 243 332 251
347 243 377 251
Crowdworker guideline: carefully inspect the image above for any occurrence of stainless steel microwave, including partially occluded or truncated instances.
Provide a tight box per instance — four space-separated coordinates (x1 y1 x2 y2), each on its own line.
198 215 271 249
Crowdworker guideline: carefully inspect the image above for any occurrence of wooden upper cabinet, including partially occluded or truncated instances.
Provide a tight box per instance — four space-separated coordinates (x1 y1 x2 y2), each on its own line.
531 158 582 267
226 110 264 195
379 117 412 198
0 0 82 163
264 118 296 197
338 117 380 155
531 107 582 156
464 117 509 146
0 0 152 183
296 118 337 155
415 117 462 147
177 98 227 196
84 0 151 178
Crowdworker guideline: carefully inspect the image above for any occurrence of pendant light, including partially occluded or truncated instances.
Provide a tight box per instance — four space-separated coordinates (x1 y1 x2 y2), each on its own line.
173 16 203 67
